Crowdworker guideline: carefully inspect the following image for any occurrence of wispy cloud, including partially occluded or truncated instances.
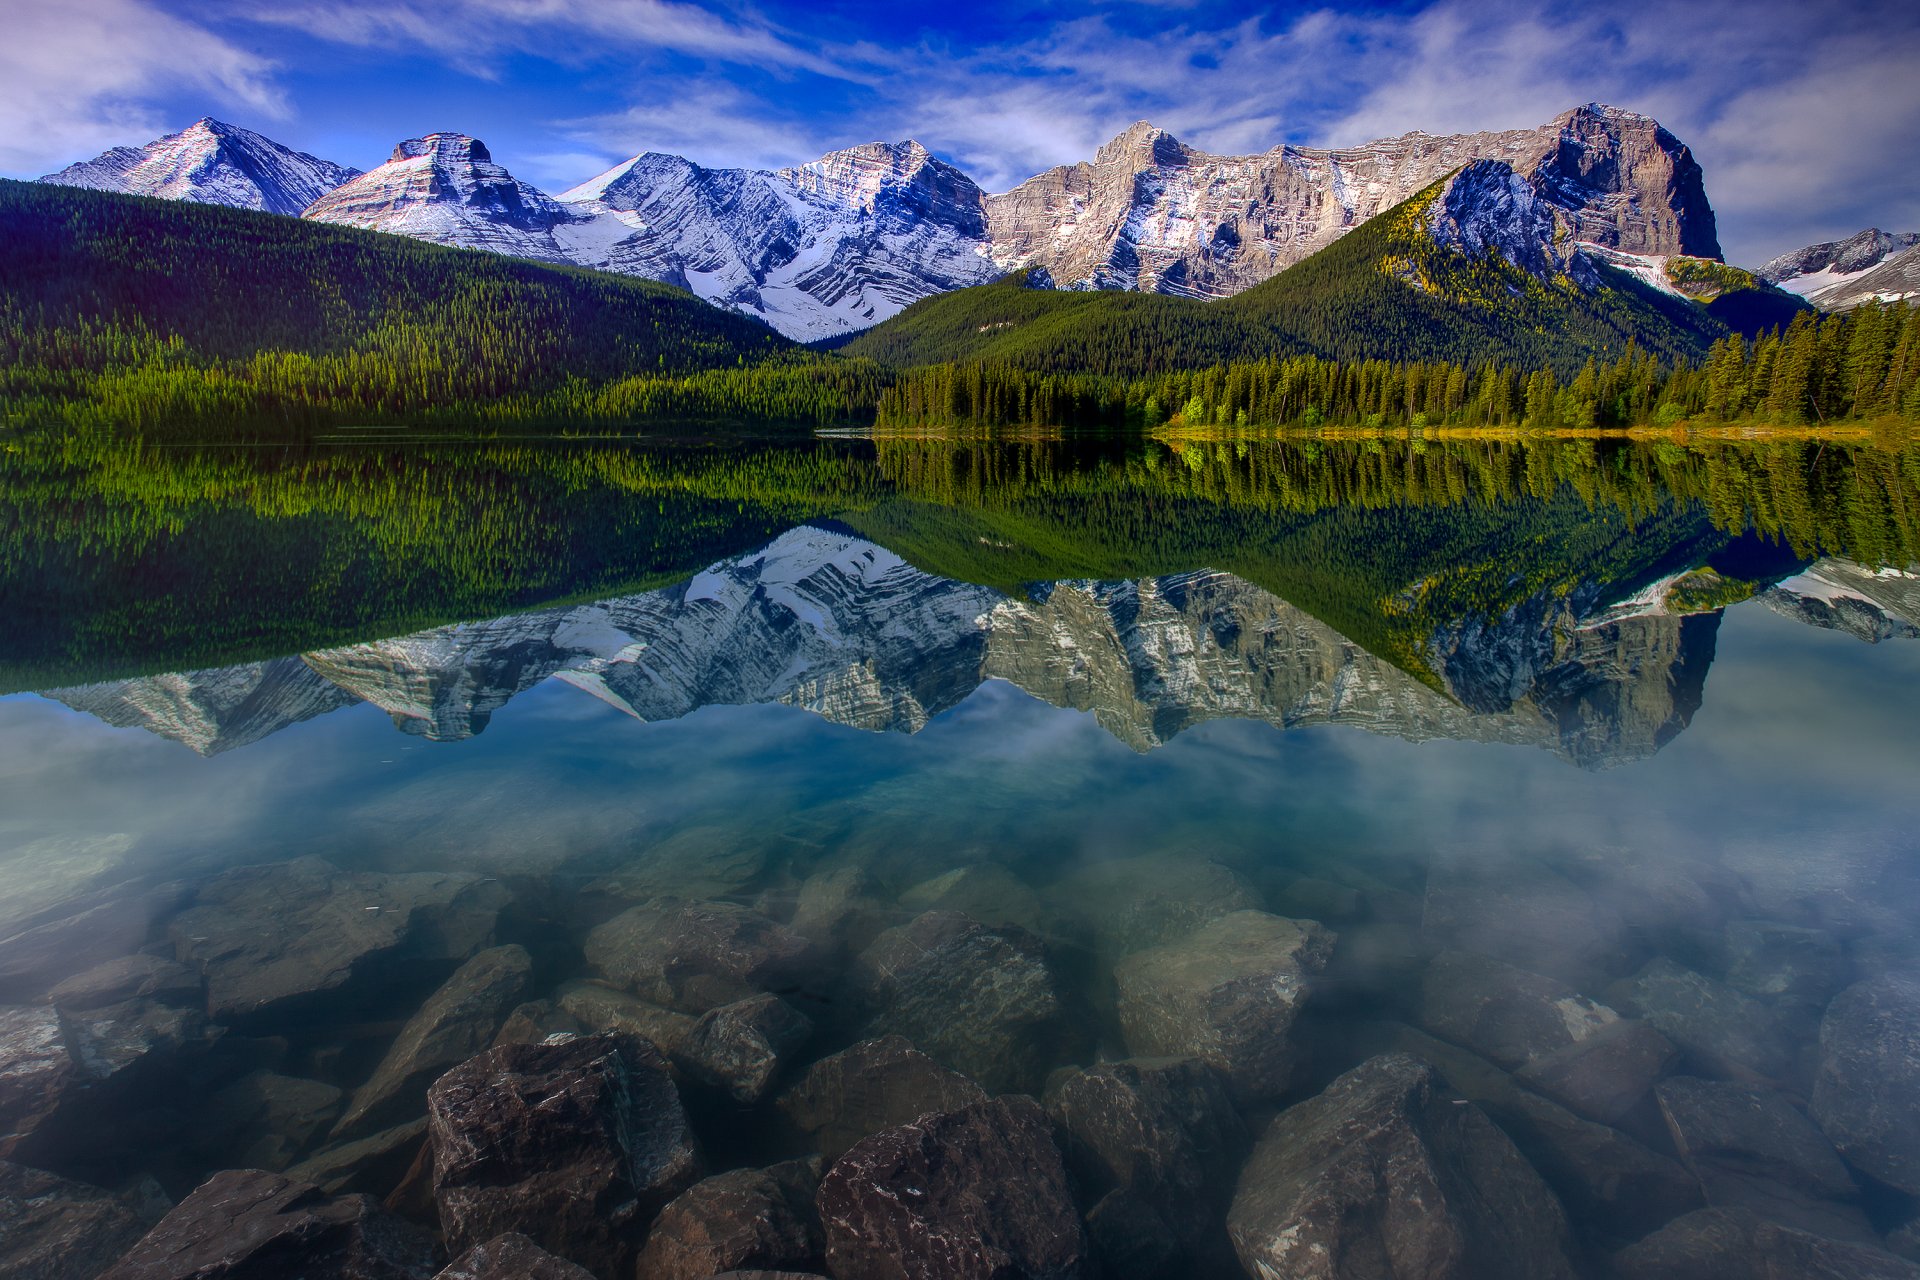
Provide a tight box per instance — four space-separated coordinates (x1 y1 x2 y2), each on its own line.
0 0 284 175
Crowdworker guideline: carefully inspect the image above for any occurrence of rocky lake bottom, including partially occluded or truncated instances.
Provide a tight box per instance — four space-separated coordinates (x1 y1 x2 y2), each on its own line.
2 432 1919 1279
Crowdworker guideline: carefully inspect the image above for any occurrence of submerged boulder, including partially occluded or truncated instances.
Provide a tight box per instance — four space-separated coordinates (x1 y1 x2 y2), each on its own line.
635 1162 822 1280
335 945 532 1139
432 1232 595 1279
671 994 812 1104
95 1168 436 1280
1418 949 1625 1072
1114 910 1334 1101
776 1035 987 1161
1614 1207 1920 1279
583 901 816 1015
0 1160 152 1280
855 911 1083 1095
1609 958 1795 1083
1810 974 1920 1195
816 1096 1087 1280
1226 1053 1578 1280
168 858 509 1022
426 1034 700 1276
1056 854 1263 961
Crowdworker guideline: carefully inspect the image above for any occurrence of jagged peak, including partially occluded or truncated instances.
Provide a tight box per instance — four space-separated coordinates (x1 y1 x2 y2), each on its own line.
1095 121 1190 169
1556 102 1660 133
389 134 492 165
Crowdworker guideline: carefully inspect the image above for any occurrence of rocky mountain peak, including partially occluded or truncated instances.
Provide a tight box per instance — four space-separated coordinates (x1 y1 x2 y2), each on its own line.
1759 228 1920 309
37 118 360 217
1426 160 1593 286
1094 122 1191 170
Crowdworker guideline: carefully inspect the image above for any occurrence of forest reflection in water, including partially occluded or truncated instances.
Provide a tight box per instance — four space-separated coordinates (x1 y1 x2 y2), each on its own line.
0 426 1918 1280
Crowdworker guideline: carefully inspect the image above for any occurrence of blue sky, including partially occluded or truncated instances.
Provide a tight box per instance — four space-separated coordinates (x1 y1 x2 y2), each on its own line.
4 0 1918 264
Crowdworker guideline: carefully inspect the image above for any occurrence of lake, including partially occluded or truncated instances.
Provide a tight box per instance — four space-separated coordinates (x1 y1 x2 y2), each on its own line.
3 428 1919 1278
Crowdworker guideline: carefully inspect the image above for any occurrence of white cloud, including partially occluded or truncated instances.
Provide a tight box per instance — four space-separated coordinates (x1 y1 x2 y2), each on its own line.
0 0 284 175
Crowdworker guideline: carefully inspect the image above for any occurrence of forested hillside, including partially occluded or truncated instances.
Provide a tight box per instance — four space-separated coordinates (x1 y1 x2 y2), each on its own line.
843 180 1805 376
0 180 880 432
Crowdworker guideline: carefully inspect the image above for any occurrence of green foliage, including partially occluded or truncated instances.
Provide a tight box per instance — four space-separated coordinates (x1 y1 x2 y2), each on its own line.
0 180 884 434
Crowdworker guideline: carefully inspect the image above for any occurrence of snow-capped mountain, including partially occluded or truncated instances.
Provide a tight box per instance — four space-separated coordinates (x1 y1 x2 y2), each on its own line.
41 524 1728 768
982 104 1720 296
301 133 592 263
37 118 359 217
555 141 1002 340
1760 229 1920 311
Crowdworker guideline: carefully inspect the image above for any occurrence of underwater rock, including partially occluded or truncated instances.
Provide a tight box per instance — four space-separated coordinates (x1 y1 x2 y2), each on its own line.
1114 911 1334 1101
490 1000 581 1048
671 994 812 1104
1044 1056 1245 1256
0 1007 72 1158
1610 958 1795 1083
335 945 532 1138
0 1160 152 1280
1418 949 1625 1072
776 1035 987 1161
816 1095 1087 1280
1719 919 1846 1017
432 1232 594 1279
1083 1188 1179 1280
583 900 817 1015
168 858 509 1021
898 865 1046 933
855 911 1083 1095
1512 1017 1678 1124
789 864 891 957
286 1120 429 1200
1226 1053 1578 1280
635 1162 822 1280
1372 1023 1699 1248
1613 1207 1920 1279
1056 854 1263 960
48 955 200 1012
96 1168 436 1280
582 826 774 904
1422 850 1625 985
201 1071 344 1172
552 980 697 1055
427 1034 700 1276
1655 1075 1874 1244
1810 974 1920 1196
0 884 193 1004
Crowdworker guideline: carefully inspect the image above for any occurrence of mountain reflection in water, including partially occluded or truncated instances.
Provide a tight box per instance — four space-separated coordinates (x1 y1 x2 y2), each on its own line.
2 430 1919 1279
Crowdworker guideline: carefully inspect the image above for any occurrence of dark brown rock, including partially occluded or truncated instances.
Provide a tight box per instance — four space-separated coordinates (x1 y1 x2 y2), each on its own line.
1613 1207 1920 1279
635 1162 821 1280
583 901 816 1015
426 1034 699 1276
1810 975 1920 1195
1513 1017 1678 1123
491 1000 581 1048
855 912 1083 1095
816 1095 1087 1280
1044 1057 1245 1255
671 994 812 1103
1656 1076 1873 1244
1226 1054 1578 1280
335 945 532 1138
432 1232 594 1279
0 1007 72 1158
1419 949 1625 1072
168 858 509 1022
96 1168 436 1280
776 1035 986 1161
1114 911 1334 1101
0 1160 151 1280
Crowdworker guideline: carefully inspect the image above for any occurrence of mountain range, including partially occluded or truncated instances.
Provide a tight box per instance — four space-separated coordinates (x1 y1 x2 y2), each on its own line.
34 105 1842 343
1760 228 1920 312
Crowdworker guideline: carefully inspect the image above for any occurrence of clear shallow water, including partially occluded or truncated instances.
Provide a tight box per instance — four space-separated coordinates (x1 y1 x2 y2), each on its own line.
2 432 1919 1278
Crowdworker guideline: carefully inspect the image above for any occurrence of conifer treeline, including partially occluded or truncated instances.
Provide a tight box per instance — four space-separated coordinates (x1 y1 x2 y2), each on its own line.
875 303 1920 430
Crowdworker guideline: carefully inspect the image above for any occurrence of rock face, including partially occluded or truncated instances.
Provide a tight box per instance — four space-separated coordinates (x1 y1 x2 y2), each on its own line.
425 1035 700 1275
984 104 1718 296
559 142 1002 341
1045 1058 1245 1260
335 945 533 1138
584 900 816 1015
432 1233 594 1280
38 118 358 215
96 1168 435 1280
777 1035 988 1161
168 858 509 1022
1760 228 1920 310
303 134 589 262
0 1160 152 1280
1810 975 1920 1195
1114 910 1334 1100
854 911 1082 1095
1614 1207 1920 1279
1226 1054 1577 1280
815 1096 1087 1280
635 1163 822 1280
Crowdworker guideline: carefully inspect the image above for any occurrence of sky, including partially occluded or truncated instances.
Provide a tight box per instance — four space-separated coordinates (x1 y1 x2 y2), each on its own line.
3 0 1917 265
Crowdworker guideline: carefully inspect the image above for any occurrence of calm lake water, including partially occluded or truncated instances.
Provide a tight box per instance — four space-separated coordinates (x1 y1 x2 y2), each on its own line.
3 430 1919 1278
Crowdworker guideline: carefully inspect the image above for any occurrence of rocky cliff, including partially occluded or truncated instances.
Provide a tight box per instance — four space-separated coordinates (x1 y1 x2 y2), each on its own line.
981 104 1719 296
38 118 359 217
